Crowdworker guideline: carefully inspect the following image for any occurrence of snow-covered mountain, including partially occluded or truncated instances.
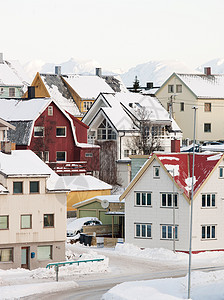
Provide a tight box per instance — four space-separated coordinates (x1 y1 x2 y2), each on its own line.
197 58 224 74
120 60 197 87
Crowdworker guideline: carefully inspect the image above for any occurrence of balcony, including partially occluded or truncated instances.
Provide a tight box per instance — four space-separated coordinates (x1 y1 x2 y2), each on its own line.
47 161 88 176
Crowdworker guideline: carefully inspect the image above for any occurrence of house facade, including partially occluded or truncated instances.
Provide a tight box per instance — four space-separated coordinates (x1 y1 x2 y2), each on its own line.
155 68 224 142
0 98 100 176
0 150 68 270
121 152 224 252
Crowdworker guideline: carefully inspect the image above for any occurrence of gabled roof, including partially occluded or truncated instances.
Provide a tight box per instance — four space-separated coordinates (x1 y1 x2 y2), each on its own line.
0 150 69 192
72 194 124 208
64 75 114 99
0 61 24 87
156 72 224 99
121 152 223 201
61 175 112 191
0 117 15 130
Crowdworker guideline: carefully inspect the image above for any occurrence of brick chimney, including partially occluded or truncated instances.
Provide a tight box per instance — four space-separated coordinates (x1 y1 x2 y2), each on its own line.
55 66 61 75
171 139 180 153
204 67 211 76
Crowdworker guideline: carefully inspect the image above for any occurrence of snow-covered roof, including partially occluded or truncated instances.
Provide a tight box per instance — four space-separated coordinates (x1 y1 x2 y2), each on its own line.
0 61 24 86
40 74 81 116
176 73 224 99
0 184 8 194
64 75 114 99
72 194 124 207
0 150 69 192
61 175 112 191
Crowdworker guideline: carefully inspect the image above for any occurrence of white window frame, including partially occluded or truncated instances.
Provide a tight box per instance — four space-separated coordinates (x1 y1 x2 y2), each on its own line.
201 225 216 240
201 193 216 208
161 224 178 240
135 223 152 239
56 126 66 137
180 102 184 112
161 193 178 208
124 150 129 157
135 192 152 206
168 85 174 93
219 167 224 178
21 215 32 229
56 151 66 162
204 123 211 133
176 84 182 93
34 126 44 137
83 101 93 112
153 166 160 178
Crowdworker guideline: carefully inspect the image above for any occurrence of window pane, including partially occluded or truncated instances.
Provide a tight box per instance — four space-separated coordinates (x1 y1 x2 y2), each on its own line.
202 226 205 239
21 215 31 229
142 193 146 205
44 214 54 227
37 246 52 260
154 167 159 177
207 226 210 238
0 248 13 262
147 224 151 238
162 226 166 238
220 168 223 178
147 193 151 206
168 194 172 206
142 225 146 237
212 226 215 238
162 194 166 206
30 181 39 193
56 127 66 136
56 152 66 161
34 127 44 137
0 216 8 229
168 226 172 238
136 224 140 237
202 195 206 207
175 226 178 239
174 194 178 207
212 194 215 207
136 193 140 205
13 182 23 194
207 195 211 207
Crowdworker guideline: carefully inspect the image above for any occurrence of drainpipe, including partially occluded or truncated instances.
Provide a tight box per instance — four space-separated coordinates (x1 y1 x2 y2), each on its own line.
119 131 125 159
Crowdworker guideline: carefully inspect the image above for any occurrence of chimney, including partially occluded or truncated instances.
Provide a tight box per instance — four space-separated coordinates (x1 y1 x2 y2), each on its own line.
146 82 153 90
96 68 102 77
0 53 3 64
204 67 211 76
55 66 61 75
28 86 35 99
1 141 12 154
171 139 180 153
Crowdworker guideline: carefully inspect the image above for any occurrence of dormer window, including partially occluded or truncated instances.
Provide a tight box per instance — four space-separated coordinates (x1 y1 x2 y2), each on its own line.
48 106 53 116
97 120 116 140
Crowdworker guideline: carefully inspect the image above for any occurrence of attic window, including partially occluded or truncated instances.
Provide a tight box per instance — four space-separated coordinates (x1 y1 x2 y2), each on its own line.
204 103 211 112
168 85 174 93
34 126 44 137
176 85 182 93
153 166 160 178
48 106 53 116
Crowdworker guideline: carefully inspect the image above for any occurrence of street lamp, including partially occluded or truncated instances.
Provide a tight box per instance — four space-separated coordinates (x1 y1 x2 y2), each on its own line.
187 106 198 299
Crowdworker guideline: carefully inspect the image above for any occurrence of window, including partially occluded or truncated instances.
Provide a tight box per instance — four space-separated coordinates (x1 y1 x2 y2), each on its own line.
0 216 9 230
135 192 152 206
135 223 152 238
44 214 54 227
56 151 66 162
85 153 93 157
153 166 160 178
34 126 44 137
0 248 13 262
44 151 49 162
124 150 129 157
9 88 15 97
201 225 216 239
97 119 116 140
30 181 39 193
161 225 178 239
48 106 53 116
151 126 165 137
201 194 216 208
56 126 66 137
87 131 96 144
204 123 211 133
21 215 32 229
37 245 52 260
83 101 93 112
219 167 224 178
131 149 137 155
180 102 184 111
176 85 182 93
13 182 23 194
204 103 211 112
168 85 174 93
161 193 178 208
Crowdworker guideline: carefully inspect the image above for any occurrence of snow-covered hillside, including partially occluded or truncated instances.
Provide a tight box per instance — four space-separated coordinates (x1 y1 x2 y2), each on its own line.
197 58 224 74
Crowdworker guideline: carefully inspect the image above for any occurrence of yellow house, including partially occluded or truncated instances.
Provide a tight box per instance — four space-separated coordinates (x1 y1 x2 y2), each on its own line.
156 68 224 142
61 175 112 215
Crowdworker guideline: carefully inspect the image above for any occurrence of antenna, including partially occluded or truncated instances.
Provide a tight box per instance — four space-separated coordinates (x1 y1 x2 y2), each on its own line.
101 199 109 209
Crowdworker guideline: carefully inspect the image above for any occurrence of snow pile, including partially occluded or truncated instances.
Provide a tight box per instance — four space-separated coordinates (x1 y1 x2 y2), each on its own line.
102 270 224 300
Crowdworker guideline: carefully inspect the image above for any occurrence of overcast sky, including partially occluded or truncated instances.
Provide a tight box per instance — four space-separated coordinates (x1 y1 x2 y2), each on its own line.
1 0 224 71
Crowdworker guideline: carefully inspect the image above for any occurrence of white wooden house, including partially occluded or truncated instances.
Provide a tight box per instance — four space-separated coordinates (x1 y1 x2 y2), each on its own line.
121 152 224 252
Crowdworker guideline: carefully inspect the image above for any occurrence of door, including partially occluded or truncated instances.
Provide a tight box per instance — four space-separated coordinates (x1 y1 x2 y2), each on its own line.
21 247 30 269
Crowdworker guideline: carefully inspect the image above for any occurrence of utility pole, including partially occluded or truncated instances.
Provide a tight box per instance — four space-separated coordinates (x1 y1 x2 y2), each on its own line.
172 168 176 253
187 106 198 299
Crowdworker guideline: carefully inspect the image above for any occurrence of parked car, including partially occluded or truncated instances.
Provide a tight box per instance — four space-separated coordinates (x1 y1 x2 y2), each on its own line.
181 143 200 152
67 217 102 237
199 141 224 152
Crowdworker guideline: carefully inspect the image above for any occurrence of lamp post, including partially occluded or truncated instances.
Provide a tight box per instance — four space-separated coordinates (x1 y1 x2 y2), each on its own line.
172 168 176 253
187 106 198 299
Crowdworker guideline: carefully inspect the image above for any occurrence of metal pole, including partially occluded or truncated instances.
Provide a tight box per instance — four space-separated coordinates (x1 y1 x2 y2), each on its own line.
187 106 197 299
173 168 175 253
55 265 59 282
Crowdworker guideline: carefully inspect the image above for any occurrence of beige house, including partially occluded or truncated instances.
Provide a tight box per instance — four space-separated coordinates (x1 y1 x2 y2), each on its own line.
155 67 224 142
0 150 69 270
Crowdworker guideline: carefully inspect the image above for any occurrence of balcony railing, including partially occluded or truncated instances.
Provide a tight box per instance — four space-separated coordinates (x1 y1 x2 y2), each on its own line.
48 161 87 176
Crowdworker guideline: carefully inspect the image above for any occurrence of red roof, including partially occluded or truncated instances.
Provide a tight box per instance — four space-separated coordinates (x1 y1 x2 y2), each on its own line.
155 153 222 198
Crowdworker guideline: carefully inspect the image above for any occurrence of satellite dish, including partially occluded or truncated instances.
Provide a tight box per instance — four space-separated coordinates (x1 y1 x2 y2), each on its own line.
101 199 109 209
